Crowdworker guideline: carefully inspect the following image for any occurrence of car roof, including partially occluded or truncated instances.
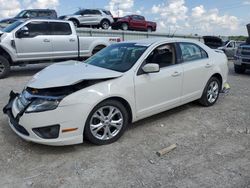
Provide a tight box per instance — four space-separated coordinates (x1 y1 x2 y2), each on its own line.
122 37 201 46
23 9 55 11
23 19 71 24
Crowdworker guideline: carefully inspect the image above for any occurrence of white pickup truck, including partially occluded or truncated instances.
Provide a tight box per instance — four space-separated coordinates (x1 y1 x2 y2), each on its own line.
0 19 120 78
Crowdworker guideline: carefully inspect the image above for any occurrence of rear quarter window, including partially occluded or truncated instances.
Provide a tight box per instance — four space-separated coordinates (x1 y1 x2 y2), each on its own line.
179 42 208 62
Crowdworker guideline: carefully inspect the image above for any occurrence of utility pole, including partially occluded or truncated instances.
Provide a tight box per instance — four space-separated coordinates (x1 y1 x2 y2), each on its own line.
117 2 120 17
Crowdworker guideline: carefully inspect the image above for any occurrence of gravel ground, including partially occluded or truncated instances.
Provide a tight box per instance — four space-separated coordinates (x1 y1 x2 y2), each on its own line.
0 61 249 188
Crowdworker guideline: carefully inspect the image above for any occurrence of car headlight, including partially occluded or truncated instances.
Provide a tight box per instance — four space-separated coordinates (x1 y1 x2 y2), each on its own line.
26 99 60 113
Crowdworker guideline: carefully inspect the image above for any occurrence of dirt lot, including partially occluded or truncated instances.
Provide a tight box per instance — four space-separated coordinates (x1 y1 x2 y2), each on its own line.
0 61 249 188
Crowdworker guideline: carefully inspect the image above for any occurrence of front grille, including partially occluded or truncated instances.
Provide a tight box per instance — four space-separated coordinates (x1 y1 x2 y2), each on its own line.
242 59 250 63
241 47 250 56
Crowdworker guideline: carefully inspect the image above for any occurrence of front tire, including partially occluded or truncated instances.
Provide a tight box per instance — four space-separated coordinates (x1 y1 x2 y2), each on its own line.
199 77 221 107
84 100 129 145
0 55 10 79
234 65 246 74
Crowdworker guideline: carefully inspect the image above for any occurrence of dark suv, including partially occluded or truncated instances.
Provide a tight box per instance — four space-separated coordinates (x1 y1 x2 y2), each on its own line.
0 9 57 25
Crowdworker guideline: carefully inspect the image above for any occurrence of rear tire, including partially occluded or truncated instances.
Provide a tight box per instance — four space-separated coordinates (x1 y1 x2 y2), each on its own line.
234 65 246 74
147 27 152 32
84 100 129 145
101 20 110 30
0 55 10 79
199 77 221 107
121 23 128 31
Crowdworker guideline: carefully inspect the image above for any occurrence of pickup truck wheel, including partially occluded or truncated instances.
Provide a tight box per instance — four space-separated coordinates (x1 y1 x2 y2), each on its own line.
101 20 110 30
121 23 128 31
84 100 128 145
199 77 221 107
0 55 10 79
234 65 246 74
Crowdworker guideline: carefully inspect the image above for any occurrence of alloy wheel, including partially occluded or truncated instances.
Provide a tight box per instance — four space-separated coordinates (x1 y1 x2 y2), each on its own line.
102 22 109 29
90 106 124 140
207 81 219 103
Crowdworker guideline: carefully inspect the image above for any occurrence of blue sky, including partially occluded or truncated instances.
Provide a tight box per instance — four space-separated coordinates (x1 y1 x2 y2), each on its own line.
1 0 250 36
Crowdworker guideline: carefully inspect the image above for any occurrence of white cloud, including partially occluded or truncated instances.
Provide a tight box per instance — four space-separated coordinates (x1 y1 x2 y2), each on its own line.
0 0 59 19
0 0 21 18
191 5 205 18
106 0 134 17
243 0 250 5
151 0 242 35
151 0 188 24
190 6 239 33
25 0 59 9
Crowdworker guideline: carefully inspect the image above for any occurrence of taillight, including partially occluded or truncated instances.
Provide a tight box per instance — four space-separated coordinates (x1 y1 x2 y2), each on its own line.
109 38 122 42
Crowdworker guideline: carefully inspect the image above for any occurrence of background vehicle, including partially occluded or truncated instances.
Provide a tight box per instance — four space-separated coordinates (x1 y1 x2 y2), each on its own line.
0 9 57 26
218 40 243 58
234 24 250 74
203 36 223 49
3 38 229 146
111 15 157 32
59 9 114 29
0 19 120 78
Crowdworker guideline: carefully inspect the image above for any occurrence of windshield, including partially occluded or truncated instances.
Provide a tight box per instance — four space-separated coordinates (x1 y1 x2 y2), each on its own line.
85 43 148 72
15 10 27 18
74 10 83 15
2 21 23 33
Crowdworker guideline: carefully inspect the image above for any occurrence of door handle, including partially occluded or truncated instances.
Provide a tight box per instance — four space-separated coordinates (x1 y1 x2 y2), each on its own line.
43 39 50 42
205 63 212 68
172 71 181 77
69 39 76 42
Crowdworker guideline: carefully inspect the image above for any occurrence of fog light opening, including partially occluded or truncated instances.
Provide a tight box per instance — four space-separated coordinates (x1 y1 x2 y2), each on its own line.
33 125 60 139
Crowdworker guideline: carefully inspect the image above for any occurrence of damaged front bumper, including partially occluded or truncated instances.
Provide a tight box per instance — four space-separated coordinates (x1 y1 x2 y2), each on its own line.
3 91 84 146
3 91 30 136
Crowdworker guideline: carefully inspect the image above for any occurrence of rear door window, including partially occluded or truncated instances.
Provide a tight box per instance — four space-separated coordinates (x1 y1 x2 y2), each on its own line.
50 22 72 35
38 11 51 18
92 10 102 15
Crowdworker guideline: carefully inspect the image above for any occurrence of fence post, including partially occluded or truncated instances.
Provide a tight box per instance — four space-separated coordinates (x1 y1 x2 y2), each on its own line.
122 32 125 41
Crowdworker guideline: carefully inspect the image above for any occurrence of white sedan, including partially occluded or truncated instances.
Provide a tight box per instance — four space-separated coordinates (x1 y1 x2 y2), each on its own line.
3 38 229 146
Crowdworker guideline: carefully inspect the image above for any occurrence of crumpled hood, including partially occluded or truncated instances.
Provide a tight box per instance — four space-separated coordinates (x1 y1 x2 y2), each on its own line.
27 61 123 89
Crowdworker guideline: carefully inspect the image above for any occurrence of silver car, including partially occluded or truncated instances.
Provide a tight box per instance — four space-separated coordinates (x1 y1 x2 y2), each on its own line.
60 9 114 29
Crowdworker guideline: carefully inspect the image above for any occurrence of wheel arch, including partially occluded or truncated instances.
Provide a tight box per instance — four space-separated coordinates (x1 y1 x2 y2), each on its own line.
101 18 110 24
92 44 107 55
211 73 223 90
68 18 80 25
0 46 13 65
99 96 133 124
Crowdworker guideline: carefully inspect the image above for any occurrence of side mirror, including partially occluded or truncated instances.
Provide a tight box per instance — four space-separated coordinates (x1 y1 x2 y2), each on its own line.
142 63 160 73
16 26 29 38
